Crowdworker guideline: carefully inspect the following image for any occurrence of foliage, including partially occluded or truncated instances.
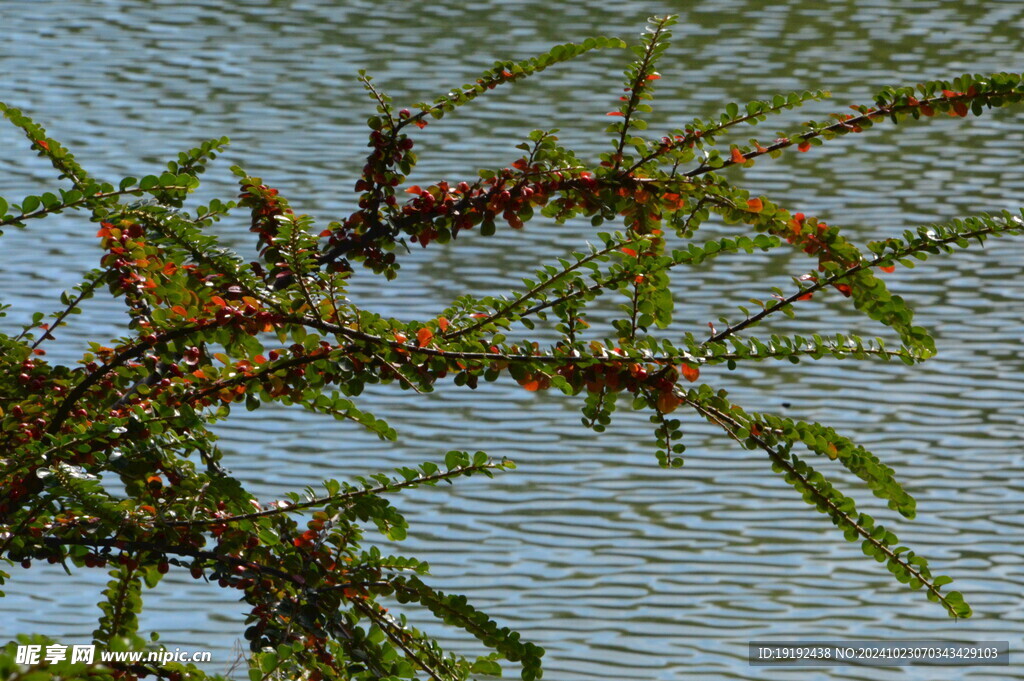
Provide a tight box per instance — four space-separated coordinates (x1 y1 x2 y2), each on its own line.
2 14 1023 680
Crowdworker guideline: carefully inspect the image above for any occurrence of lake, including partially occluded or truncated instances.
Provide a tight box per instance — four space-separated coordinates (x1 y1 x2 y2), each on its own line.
2 1 1022 679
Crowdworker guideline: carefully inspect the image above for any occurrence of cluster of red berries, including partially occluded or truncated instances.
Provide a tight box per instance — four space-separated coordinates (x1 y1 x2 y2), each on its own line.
239 183 311 284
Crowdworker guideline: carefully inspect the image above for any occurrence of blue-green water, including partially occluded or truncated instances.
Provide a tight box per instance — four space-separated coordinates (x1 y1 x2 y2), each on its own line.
2 2 1023 679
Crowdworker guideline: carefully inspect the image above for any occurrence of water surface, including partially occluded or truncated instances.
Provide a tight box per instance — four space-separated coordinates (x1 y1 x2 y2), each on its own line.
2 2 1023 679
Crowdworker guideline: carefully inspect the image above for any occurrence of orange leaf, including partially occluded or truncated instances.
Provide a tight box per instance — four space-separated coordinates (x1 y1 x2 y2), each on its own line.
37 140 50 151
521 378 541 392
662 192 685 210
880 265 896 274
404 185 423 194
746 198 763 213
171 305 188 317
646 73 662 81
730 148 746 164
606 111 624 117
798 140 812 152
417 327 433 347
681 364 700 383
656 391 681 414
210 296 227 307
437 317 450 332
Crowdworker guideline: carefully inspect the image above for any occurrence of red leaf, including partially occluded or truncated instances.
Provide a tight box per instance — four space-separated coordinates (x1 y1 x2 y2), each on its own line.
417 327 433 347
606 111 624 117
798 140 812 152
680 364 700 383
171 305 188 317
731 148 746 164
880 265 896 274
797 291 814 301
746 198 763 213
36 140 49 151
404 185 423 194
646 73 662 81
414 120 428 129
834 283 853 297
620 247 638 258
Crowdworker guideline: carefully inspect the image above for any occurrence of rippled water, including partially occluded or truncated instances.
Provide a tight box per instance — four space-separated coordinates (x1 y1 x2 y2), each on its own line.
2 1 1023 679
